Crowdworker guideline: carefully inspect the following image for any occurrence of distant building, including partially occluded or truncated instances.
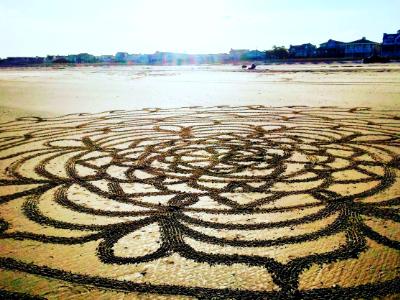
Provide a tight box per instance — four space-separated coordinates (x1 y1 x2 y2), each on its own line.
381 30 400 58
97 55 114 63
130 54 150 64
115 52 129 62
344 37 380 58
148 52 176 64
317 39 345 57
75 53 97 63
229 49 250 61
51 53 97 63
200 53 230 64
126 54 136 63
288 43 316 58
241 50 265 61
66 55 77 63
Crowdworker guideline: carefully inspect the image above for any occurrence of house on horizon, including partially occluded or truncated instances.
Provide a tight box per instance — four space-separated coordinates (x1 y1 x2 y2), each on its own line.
317 39 345 57
97 55 114 63
344 37 380 58
381 30 400 58
288 43 316 58
69 53 97 63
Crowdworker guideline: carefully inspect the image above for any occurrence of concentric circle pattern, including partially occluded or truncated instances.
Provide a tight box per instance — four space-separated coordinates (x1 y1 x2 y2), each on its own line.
0 106 399 299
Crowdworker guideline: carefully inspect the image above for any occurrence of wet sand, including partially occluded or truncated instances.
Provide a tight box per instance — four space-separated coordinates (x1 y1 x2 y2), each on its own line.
0 65 399 299
0 64 400 120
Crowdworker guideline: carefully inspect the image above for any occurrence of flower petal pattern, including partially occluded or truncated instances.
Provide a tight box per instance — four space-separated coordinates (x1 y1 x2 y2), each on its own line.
0 106 399 298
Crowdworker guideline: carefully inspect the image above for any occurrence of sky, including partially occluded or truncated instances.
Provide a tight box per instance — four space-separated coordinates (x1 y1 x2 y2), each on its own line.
0 0 399 57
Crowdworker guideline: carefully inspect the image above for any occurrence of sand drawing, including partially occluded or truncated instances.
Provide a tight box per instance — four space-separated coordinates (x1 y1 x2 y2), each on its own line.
0 106 399 298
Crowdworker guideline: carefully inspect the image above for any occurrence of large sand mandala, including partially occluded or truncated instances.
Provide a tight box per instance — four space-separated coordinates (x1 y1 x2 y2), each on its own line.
0 106 399 299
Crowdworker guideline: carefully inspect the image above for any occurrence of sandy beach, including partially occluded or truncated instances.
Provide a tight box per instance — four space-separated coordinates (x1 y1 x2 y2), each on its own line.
0 64 399 299
1 63 400 120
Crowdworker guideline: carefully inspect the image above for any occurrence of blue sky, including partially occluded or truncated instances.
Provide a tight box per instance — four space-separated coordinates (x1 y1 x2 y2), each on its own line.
0 0 399 57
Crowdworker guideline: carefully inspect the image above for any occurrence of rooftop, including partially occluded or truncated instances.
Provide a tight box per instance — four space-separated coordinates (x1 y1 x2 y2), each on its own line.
348 37 378 44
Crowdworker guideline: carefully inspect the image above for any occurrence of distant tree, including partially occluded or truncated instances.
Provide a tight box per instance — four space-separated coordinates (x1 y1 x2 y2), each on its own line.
266 46 289 59
115 52 128 62
76 53 97 63
45 55 54 63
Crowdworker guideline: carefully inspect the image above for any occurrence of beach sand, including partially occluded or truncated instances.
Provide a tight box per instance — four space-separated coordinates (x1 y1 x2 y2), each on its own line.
0 63 400 118
0 64 399 299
